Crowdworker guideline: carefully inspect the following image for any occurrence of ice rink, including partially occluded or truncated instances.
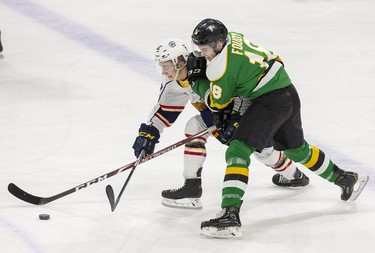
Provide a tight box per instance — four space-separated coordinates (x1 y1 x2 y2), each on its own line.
1 0 375 252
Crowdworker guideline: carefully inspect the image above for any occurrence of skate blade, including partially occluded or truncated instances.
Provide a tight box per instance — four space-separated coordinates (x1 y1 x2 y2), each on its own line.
161 198 202 209
201 226 242 238
349 175 369 201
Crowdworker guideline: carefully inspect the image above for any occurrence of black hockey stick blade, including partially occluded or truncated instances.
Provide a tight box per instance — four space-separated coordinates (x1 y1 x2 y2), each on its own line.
8 183 49 205
107 150 146 212
105 185 116 212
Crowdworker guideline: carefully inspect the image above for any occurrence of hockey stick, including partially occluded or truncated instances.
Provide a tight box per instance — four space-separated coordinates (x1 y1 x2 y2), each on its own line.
8 126 214 205
106 149 146 212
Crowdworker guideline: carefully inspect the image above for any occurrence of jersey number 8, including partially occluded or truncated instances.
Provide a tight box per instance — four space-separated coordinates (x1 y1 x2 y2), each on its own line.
210 82 222 99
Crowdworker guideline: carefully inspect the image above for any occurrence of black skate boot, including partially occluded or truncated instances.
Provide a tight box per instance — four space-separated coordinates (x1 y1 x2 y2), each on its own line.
161 178 202 209
272 168 310 187
201 205 242 238
334 166 369 201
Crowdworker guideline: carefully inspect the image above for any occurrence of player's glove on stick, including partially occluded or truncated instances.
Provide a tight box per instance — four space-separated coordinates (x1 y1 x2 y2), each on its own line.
132 123 160 157
187 53 207 83
215 112 241 145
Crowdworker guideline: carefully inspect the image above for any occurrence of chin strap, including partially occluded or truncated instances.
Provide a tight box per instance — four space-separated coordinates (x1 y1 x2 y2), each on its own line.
173 62 187 81
173 68 180 81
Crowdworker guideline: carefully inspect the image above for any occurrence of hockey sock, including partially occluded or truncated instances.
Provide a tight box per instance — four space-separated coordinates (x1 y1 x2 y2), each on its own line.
273 154 297 180
222 140 254 208
183 140 206 178
254 148 297 180
285 141 339 183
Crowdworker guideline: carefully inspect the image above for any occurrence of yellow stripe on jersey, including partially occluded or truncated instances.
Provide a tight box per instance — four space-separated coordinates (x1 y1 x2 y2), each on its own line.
209 94 233 110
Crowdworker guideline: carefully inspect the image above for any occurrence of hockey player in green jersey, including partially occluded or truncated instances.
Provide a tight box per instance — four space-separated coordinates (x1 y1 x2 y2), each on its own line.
188 18 369 238
133 38 309 210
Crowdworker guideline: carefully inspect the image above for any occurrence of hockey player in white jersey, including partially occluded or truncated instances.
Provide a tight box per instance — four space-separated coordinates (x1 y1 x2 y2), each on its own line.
132 38 309 209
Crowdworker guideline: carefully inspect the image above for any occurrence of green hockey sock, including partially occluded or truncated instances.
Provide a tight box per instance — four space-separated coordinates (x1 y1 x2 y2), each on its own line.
221 140 255 208
285 141 339 182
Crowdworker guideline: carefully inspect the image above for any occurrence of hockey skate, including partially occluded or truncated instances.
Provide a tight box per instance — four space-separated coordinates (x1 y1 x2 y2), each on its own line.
334 168 369 201
201 205 242 238
161 178 202 209
272 168 309 187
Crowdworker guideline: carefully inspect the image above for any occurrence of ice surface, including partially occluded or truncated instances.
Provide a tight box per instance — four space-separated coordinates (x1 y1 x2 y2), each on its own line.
1 0 375 252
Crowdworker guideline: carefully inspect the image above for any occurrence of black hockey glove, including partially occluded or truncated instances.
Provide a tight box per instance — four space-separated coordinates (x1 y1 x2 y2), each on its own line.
187 53 207 83
132 123 160 157
215 113 241 145
212 101 234 134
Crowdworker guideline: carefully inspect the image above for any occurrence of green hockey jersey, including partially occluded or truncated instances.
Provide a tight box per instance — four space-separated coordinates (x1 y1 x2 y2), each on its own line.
193 32 292 110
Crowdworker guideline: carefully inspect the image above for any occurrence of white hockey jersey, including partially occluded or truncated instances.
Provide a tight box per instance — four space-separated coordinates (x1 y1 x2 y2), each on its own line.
146 76 205 134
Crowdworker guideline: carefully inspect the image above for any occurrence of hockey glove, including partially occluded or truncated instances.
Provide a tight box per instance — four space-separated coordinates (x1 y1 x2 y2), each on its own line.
215 112 241 145
132 123 160 157
212 101 234 134
187 53 207 83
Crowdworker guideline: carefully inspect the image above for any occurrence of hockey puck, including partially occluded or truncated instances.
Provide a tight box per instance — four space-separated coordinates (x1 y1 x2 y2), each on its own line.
39 214 50 220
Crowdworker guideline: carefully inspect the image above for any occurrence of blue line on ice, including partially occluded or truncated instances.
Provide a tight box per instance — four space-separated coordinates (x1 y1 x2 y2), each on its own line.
0 0 158 81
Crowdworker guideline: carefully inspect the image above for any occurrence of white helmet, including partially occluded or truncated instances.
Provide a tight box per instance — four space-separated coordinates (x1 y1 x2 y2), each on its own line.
155 38 189 68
